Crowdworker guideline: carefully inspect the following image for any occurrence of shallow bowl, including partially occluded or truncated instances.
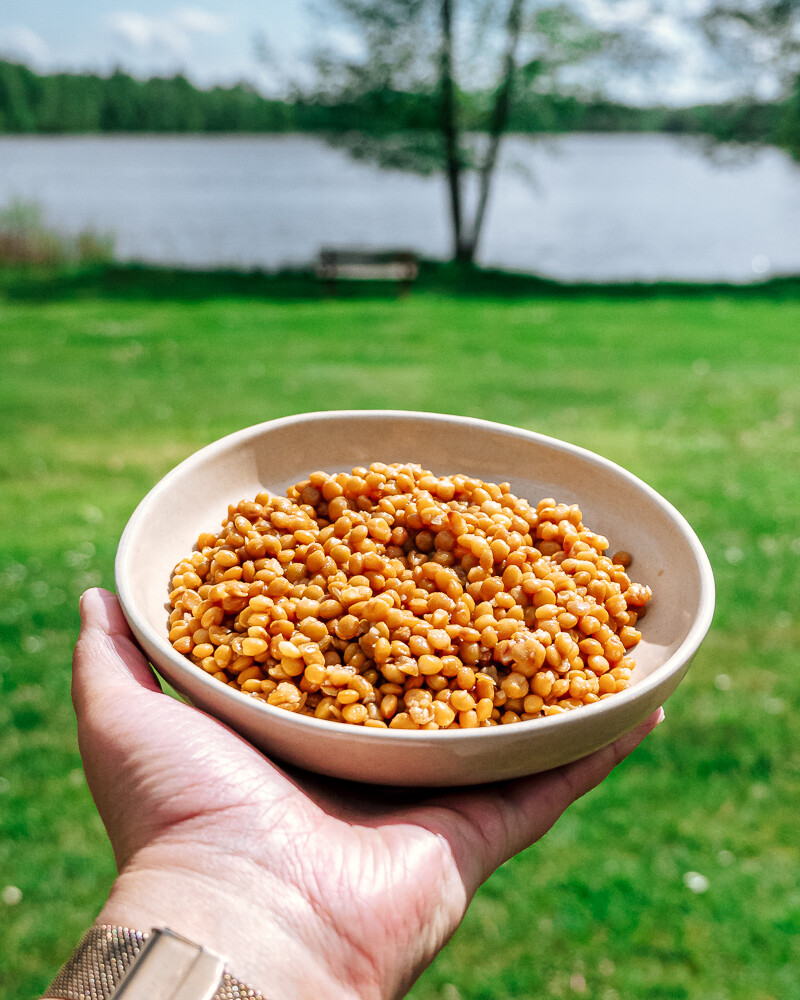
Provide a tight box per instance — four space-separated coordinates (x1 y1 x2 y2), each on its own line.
116 410 714 786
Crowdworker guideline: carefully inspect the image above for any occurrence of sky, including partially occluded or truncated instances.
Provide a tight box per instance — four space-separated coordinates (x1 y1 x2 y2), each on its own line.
0 1 779 105
0 1 312 92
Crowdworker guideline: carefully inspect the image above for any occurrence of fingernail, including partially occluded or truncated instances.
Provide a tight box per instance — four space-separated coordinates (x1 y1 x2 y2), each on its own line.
655 707 666 726
79 588 101 620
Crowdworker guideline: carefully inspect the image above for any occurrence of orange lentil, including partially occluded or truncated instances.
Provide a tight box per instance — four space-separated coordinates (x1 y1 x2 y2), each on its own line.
169 464 652 727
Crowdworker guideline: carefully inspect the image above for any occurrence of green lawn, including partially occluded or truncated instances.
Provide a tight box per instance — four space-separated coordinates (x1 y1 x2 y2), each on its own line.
1 290 798 1000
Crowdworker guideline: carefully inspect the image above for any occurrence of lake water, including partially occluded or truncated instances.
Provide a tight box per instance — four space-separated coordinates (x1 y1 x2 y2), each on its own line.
1 133 799 281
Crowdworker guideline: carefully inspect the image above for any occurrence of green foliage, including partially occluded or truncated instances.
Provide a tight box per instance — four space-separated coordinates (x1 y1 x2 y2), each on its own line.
0 61 291 134
0 57 796 154
660 99 785 145
0 59 40 131
309 0 636 178
507 92 786 144
777 73 800 158
698 0 800 156
0 280 798 999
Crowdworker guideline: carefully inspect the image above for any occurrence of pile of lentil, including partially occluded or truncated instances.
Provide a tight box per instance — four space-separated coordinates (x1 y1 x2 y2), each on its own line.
167 464 652 729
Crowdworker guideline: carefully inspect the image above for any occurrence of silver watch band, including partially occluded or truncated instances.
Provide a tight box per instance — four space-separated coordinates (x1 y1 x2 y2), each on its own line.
44 925 266 1000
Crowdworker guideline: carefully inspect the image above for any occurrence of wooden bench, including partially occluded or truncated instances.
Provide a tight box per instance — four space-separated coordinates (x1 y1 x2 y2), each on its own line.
317 248 419 294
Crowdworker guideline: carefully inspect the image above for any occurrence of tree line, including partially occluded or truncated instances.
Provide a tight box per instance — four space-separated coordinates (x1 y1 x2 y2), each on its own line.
0 58 795 156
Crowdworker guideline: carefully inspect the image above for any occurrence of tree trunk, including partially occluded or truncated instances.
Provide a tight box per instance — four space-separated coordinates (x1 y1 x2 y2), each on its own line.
463 0 525 262
439 0 467 261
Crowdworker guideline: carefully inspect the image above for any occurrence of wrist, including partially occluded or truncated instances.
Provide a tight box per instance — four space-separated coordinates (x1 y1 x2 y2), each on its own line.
96 849 379 1000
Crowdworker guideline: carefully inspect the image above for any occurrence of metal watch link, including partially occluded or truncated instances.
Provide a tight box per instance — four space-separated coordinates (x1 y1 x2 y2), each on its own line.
43 925 266 1000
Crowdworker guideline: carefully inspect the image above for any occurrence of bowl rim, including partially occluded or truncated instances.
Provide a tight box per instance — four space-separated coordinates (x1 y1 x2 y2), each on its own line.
116 409 715 744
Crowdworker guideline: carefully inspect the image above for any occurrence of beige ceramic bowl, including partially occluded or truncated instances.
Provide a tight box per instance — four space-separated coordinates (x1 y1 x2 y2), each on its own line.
116 410 714 786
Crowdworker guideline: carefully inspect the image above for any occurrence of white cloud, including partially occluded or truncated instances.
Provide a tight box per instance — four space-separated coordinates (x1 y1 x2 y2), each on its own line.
648 14 692 50
0 24 50 65
106 7 228 61
322 25 366 60
107 12 178 53
171 7 228 35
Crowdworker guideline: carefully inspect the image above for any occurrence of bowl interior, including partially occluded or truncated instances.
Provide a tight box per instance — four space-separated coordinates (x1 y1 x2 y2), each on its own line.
116 410 714 784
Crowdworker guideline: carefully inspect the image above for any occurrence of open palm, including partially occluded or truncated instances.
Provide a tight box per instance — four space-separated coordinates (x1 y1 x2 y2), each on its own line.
71 589 661 1000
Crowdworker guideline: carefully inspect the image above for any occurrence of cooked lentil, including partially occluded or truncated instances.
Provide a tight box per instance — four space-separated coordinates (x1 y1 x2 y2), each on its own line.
167 464 652 729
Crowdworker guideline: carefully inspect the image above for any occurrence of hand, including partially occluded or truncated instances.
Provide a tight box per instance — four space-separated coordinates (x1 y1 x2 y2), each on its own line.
70 588 662 1000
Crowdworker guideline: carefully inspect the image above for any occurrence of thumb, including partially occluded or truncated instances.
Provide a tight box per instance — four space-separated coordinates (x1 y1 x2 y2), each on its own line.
72 589 165 867
72 587 161 719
